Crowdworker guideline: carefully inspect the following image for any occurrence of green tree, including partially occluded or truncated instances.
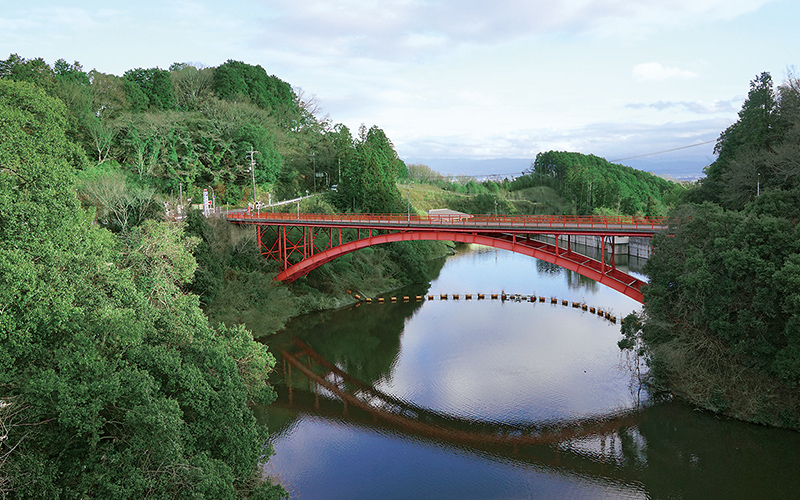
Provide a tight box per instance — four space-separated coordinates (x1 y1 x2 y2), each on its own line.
0 53 55 90
53 58 90 86
89 70 140 117
694 72 787 207
170 63 214 111
0 78 285 499
334 125 406 213
77 165 161 233
529 151 674 215
212 60 299 127
124 67 177 111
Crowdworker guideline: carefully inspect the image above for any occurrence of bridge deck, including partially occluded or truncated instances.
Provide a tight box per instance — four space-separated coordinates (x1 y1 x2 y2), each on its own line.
227 212 666 236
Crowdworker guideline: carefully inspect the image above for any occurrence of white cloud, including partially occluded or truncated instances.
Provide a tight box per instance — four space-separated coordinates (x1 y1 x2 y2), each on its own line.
625 99 739 114
247 0 777 66
632 62 698 81
2 0 788 180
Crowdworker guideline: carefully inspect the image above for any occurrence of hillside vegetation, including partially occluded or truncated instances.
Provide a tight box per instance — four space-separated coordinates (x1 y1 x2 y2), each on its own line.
0 78 286 499
404 152 682 217
620 71 800 428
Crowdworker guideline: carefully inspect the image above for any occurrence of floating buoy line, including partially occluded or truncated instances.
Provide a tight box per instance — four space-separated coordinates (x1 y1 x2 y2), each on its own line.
346 290 622 324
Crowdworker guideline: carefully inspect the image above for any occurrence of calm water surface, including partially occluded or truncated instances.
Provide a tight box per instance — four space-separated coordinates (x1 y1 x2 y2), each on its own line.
261 247 800 499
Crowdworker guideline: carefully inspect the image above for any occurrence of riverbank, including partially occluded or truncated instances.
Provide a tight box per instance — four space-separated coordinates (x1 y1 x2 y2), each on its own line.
196 211 454 338
638 316 800 430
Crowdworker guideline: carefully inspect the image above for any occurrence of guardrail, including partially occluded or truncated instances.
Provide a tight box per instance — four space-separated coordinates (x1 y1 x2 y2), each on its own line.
226 212 668 230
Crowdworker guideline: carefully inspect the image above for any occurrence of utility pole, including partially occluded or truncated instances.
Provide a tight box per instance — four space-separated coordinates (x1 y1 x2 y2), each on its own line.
247 148 259 207
310 152 316 192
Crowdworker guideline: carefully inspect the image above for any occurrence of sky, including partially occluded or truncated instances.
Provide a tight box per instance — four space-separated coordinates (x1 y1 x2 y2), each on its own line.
2 0 798 179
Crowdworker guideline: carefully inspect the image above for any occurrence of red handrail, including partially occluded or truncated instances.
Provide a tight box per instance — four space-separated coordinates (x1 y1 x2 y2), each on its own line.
225 211 667 230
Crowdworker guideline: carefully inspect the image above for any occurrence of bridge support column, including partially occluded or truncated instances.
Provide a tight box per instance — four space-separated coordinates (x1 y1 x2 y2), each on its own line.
611 236 616 270
601 236 605 274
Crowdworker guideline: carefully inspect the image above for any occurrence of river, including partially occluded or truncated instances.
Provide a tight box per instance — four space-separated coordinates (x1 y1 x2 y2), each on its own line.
260 246 800 499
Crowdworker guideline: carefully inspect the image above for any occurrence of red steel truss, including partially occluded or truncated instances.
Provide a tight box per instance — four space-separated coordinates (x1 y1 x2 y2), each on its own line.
228 212 666 303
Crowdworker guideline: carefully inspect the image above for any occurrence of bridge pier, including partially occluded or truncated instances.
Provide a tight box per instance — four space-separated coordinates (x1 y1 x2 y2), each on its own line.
533 235 649 270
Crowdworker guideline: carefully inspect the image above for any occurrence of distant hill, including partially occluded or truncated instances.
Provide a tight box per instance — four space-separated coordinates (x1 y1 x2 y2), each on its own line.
403 158 532 180
405 155 710 182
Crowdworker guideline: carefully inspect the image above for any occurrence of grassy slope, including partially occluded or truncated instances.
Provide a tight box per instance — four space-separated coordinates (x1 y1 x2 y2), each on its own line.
403 181 571 215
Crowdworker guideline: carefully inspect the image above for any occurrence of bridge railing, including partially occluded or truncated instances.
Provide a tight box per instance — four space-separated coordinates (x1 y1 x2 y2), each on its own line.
226 211 667 230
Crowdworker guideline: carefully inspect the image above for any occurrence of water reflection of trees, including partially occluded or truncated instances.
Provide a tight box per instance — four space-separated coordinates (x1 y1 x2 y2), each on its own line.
536 260 562 276
269 293 425 386
537 260 599 293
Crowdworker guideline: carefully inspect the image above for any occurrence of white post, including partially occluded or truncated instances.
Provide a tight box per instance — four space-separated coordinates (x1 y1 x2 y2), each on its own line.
248 148 259 206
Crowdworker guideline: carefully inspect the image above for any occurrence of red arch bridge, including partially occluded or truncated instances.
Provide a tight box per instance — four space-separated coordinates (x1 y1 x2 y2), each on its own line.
226 212 667 303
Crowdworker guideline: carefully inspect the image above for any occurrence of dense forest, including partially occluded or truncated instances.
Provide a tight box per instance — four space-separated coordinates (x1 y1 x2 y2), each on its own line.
0 78 287 498
0 54 410 212
620 71 800 428
525 151 681 215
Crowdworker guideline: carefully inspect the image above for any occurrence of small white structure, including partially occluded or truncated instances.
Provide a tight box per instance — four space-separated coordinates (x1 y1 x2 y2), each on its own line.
427 209 473 221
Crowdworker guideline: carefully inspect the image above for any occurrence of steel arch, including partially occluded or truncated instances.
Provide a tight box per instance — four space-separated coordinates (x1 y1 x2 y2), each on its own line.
275 230 645 303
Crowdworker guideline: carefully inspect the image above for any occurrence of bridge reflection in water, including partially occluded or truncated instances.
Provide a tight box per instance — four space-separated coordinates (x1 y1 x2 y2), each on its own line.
272 337 800 499
278 337 647 484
